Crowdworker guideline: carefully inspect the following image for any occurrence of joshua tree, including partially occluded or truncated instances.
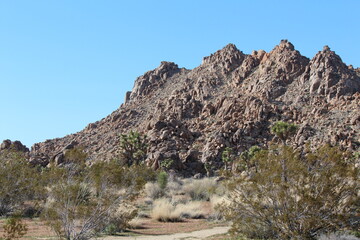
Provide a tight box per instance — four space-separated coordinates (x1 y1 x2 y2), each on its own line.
119 131 148 166
239 145 262 172
270 121 297 182
270 121 297 145
222 147 233 170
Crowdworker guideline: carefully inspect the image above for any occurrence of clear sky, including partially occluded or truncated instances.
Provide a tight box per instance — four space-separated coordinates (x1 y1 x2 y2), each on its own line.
1 0 359 148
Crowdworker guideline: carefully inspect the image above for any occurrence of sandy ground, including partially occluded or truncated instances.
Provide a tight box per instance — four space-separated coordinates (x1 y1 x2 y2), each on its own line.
0 218 229 240
103 226 230 240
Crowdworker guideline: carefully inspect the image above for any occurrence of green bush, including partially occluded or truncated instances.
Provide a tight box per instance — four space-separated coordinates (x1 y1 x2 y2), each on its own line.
157 171 168 190
160 158 174 170
224 145 359 239
0 150 42 216
103 224 118 235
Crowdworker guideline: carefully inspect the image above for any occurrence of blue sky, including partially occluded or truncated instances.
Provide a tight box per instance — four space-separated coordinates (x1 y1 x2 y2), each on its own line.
1 0 359 148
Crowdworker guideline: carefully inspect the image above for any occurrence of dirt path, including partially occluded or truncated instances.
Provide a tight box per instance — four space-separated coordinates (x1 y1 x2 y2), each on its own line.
103 226 230 240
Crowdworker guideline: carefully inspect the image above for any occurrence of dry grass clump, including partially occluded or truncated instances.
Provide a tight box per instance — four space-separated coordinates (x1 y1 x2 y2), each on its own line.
182 177 222 201
150 198 207 222
144 182 163 199
172 201 206 219
150 198 182 222
144 176 183 200
144 176 227 223
166 179 183 195
127 217 145 229
144 176 226 201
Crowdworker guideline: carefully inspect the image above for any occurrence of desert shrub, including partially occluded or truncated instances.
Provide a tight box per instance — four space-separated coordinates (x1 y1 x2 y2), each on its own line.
2 217 28 240
105 203 138 234
64 147 87 165
42 174 105 240
0 150 41 216
89 161 156 194
103 224 117 236
42 159 155 240
224 145 359 239
182 178 219 201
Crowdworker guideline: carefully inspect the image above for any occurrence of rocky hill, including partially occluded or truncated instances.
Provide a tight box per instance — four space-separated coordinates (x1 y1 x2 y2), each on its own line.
11 40 360 175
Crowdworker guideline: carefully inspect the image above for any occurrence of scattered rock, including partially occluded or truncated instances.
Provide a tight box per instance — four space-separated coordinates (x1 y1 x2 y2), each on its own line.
0 139 29 152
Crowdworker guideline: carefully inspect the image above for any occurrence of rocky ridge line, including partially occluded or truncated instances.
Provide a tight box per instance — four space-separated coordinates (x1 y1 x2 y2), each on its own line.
4 40 359 175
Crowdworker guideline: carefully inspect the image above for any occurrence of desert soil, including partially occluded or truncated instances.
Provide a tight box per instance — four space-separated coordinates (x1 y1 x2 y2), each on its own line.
104 226 231 240
0 218 230 240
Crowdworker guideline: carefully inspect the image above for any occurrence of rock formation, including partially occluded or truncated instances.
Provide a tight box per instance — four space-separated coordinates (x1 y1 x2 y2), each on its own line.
8 40 359 176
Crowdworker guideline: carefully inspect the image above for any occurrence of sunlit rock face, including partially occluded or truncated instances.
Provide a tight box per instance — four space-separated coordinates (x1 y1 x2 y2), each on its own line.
28 40 360 176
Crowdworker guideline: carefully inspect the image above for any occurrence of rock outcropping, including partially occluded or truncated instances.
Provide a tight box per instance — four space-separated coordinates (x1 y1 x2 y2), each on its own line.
14 40 360 175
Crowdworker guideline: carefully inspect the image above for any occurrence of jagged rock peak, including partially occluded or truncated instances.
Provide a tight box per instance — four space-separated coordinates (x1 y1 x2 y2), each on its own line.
269 40 305 57
202 43 246 74
157 61 179 72
275 39 295 51
127 61 181 102
305 44 360 99
323 45 331 51
255 40 309 81
202 43 244 64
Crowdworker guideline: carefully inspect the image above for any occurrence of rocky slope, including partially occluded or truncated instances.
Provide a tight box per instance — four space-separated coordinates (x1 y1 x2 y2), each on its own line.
11 40 360 175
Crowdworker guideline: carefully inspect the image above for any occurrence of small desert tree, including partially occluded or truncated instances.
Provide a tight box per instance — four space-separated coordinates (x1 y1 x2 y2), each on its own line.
224 144 359 239
0 150 40 216
119 131 148 166
222 147 233 170
238 145 262 172
270 121 297 145
271 121 297 182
